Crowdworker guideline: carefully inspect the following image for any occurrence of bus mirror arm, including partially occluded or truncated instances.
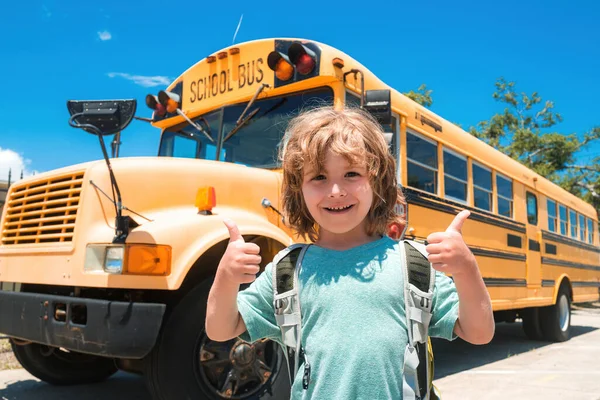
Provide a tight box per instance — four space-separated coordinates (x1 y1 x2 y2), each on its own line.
343 69 365 107
67 99 137 244
68 117 129 243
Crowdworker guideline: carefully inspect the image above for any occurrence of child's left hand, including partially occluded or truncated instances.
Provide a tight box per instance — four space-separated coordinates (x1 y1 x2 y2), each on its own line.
425 210 476 276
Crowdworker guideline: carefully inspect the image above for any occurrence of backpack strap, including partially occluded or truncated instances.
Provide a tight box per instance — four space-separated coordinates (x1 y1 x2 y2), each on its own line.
401 239 436 400
272 244 310 387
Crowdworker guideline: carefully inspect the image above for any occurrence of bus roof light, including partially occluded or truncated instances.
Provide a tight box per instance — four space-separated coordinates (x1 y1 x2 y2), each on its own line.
267 51 294 81
158 91 180 114
288 42 316 75
145 94 166 117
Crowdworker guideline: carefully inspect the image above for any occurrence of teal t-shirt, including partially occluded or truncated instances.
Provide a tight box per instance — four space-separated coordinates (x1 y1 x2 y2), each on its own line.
237 236 459 399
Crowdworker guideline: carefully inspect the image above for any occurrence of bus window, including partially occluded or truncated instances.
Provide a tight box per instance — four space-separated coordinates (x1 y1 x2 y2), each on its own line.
159 110 221 160
220 88 333 168
588 218 594 244
496 173 513 218
173 135 199 158
559 204 567 235
547 199 557 232
526 192 538 225
569 209 578 239
159 132 201 159
443 148 467 203
473 162 492 211
407 132 438 194
579 214 585 241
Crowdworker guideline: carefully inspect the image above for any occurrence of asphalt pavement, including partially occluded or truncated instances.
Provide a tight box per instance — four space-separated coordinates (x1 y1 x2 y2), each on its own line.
1 303 599 400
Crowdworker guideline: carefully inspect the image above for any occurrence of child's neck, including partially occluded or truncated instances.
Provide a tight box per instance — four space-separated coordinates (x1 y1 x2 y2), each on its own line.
315 229 382 251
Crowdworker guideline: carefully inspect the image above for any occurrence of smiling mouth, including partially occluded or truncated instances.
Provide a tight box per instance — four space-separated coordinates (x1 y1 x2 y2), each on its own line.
324 205 355 213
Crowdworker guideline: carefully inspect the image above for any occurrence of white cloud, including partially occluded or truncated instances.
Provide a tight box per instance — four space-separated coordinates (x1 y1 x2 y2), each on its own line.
0 148 38 183
107 72 172 87
97 30 112 41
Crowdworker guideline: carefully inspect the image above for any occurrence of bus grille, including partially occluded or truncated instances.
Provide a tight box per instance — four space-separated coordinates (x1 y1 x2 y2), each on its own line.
1 172 85 245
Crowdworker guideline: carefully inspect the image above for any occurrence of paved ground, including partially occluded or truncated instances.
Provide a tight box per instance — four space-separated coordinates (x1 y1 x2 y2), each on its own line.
432 302 600 400
0 303 599 399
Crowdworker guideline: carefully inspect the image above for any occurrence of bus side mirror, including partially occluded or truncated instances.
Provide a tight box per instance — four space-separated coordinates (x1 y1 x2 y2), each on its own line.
67 99 136 136
363 89 391 126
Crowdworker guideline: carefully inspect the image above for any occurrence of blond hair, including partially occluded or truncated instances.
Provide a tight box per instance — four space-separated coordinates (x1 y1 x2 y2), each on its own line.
280 106 405 242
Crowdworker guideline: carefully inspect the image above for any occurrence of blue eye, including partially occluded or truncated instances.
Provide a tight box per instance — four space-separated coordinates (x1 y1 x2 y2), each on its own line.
346 171 360 177
313 175 326 181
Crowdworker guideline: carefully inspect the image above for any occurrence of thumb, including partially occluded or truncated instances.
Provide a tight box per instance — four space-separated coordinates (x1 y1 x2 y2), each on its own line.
446 210 470 234
223 219 244 243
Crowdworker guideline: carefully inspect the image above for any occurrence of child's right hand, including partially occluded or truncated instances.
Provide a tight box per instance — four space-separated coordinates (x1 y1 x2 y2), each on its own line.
217 219 262 284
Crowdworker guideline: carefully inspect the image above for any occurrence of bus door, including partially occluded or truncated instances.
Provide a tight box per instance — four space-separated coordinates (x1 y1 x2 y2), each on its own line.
525 190 542 286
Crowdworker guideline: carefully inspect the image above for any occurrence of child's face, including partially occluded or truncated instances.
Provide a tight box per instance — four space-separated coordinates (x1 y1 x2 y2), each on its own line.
302 150 373 239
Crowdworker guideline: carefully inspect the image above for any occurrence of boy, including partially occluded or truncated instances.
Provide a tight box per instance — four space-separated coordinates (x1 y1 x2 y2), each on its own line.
206 107 494 399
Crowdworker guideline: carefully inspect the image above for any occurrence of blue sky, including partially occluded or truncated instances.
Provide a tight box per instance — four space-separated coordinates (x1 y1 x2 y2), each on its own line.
0 0 598 181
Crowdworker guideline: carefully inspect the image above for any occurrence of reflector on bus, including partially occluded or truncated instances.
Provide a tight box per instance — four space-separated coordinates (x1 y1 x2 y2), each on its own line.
267 51 294 81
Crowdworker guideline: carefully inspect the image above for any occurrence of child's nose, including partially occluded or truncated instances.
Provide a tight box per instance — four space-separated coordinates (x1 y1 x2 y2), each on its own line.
329 183 347 197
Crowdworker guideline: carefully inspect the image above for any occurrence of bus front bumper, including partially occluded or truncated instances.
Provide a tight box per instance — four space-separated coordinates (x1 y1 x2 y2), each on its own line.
0 290 166 359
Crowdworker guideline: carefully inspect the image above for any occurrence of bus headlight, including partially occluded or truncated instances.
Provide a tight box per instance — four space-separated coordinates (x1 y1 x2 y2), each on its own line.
104 246 125 274
85 244 171 276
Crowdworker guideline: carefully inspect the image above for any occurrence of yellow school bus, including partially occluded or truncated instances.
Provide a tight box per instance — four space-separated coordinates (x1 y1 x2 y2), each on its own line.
0 38 598 399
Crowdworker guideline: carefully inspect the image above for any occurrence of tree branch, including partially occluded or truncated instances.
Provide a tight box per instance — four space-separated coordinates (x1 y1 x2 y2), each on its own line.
565 165 600 173
575 182 599 198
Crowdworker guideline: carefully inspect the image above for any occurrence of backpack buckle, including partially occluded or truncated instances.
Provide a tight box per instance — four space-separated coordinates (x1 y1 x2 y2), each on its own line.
274 297 289 314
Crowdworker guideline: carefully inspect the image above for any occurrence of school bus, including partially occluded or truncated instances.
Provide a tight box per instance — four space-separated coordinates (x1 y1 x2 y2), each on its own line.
0 38 598 399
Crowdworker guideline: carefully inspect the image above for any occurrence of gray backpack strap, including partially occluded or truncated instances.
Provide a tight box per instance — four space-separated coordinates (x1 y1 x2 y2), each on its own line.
401 240 436 400
272 244 309 386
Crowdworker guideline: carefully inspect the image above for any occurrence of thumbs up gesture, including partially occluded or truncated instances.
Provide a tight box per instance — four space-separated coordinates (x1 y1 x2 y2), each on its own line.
217 219 262 284
425 210 476 275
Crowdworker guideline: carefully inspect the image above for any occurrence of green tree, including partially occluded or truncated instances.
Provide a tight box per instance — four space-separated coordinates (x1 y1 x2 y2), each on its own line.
470 78 600 214
404 84 433 107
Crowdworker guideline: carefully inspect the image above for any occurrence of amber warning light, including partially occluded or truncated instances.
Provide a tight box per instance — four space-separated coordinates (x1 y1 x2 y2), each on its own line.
196 187 216 214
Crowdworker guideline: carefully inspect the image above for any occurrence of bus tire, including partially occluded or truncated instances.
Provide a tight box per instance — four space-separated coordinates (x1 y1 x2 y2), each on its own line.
521 307 544 341
540 288 571 342
144 278 290 400
10 341 117 385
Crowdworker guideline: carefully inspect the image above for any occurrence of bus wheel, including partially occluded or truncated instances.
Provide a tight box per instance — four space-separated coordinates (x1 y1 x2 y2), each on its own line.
540 288 571 342
521 308 544 340
144 278 290 400
10 341 117 385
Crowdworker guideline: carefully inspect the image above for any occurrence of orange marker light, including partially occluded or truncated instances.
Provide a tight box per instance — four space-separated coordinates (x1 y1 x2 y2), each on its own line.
275 59 294 80
158 91 181 114
195 186 216 213
267 51 294 81
125 244 171 276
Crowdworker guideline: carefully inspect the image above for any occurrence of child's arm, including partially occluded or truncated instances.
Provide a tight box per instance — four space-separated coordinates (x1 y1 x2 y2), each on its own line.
425 210 495 345
205 219 262 342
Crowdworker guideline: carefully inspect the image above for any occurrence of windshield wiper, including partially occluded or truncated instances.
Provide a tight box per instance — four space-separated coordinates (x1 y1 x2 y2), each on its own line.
224 96 289 144
224 107 260 142
224 83 269 143
186 115 214 143
182 116 214 143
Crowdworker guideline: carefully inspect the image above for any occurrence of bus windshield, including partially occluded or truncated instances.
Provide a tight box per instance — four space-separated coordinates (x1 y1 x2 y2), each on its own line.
158 87 333 168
